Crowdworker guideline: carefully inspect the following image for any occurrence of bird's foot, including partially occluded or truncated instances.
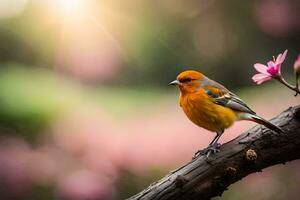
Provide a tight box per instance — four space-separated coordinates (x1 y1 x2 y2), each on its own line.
193 143 221 159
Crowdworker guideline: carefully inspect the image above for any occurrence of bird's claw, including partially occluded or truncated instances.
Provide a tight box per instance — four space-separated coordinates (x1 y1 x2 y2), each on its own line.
193 143 221 159
202 143 221 157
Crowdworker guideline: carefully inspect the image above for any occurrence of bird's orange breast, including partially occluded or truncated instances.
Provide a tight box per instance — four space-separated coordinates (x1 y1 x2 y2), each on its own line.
180 90 237 132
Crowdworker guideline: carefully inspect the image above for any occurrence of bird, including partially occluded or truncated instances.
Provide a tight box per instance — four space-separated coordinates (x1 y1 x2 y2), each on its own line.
169 70 283 157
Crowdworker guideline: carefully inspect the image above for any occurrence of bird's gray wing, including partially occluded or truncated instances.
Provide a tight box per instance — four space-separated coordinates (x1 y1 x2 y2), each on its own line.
201 76 256 115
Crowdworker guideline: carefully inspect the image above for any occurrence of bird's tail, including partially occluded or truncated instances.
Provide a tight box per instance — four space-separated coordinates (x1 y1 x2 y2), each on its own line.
240 113 284 134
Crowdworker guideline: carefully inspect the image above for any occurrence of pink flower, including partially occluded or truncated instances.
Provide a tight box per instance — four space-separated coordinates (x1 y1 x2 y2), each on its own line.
294 55 300 75
252 50 288 84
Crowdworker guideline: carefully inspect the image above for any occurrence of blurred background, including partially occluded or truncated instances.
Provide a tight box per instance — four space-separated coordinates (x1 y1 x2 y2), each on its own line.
0 0 299 199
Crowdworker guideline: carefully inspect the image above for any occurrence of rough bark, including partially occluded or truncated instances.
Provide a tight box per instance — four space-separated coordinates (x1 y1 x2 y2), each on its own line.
128 105 300 200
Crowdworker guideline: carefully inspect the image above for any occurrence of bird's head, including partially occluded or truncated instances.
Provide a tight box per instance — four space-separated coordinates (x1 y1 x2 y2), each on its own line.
169 70 205 94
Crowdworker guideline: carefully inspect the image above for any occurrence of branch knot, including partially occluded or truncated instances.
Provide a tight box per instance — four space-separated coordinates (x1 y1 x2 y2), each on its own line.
246 149 257 161
174 175 188 188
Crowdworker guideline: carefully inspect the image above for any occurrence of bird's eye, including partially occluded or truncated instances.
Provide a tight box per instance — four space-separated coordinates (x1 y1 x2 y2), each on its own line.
181 78 193 83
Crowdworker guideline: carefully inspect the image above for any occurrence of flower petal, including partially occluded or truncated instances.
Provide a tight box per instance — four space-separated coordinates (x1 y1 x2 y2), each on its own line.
252 73 272 85
276 49 288 64
267 61 275 67
254 63 268 74
277 65 282 75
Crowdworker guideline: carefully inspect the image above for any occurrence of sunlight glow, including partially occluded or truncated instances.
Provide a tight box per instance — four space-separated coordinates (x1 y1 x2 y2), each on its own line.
58 0 84 18
41 0 91 20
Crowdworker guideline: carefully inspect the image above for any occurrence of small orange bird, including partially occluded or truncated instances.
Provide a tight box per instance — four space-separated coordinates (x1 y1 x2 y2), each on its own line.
170 70 283 156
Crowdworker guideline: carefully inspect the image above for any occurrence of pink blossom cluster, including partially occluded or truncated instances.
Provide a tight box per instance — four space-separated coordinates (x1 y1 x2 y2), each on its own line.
252 49 300 96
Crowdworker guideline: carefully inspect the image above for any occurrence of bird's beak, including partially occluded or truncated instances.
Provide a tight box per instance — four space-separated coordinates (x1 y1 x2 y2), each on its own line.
169 80 180 86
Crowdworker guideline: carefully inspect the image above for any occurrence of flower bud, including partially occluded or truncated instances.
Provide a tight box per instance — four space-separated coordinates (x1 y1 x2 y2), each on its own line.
294 55 300 75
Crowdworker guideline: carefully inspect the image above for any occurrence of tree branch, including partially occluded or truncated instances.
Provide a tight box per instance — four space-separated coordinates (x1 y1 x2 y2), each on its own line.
128 105 300 200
